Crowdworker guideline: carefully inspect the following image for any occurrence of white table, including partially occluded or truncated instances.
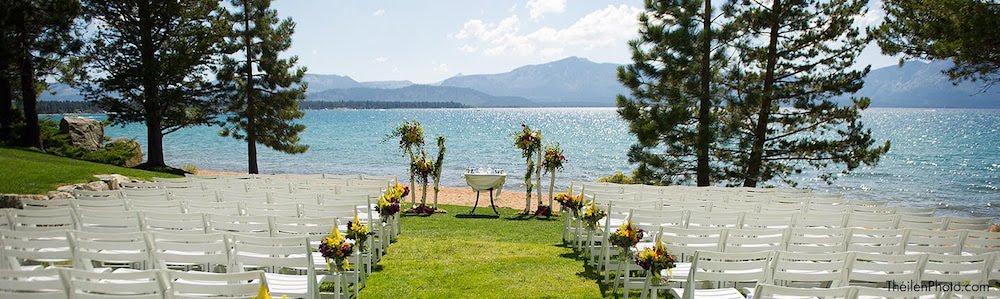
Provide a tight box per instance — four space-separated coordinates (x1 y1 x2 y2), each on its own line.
463 173 506 216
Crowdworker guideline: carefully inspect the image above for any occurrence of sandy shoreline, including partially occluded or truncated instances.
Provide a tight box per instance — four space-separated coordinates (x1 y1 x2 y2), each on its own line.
195 170 560 211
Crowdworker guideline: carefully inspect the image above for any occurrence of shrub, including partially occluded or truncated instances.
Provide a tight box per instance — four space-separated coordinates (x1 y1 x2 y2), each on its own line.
597 172 636 184
82 140 141 166
180 164 199 174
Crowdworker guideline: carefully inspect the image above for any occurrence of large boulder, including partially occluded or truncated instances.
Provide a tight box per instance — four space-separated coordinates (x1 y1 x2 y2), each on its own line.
60 116 104 151
104 139 144 167
94 174 132 190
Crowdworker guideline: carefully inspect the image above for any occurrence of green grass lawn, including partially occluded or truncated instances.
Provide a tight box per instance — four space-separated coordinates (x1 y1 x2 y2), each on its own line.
360 205 605 299
0 146 181 194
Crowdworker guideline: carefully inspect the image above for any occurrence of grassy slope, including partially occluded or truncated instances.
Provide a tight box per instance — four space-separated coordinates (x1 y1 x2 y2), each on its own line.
360 205 603 299
0 147 181 194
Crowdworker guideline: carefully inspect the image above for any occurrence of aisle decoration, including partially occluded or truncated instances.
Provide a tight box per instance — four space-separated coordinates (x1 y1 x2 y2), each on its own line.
581 201 606 231
609 219 644 253
431 136 446 212
541 144 567 215
346 213 371 252
319 226 354 272
406 151 435 214
635 240 677 278
386 120 425 208
376 185 403 221
553 190 583 216
513 123 542 214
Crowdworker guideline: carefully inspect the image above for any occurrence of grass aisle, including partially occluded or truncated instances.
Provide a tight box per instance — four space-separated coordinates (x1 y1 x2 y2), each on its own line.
360 204 603 298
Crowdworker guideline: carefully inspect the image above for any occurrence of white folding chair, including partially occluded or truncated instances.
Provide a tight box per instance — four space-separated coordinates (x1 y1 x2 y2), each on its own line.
663 200 711 212
905 229 966 255
69 231 154 272
119 181 159 189
21 199 73 209
759 203 806 214
722 228 786 253
658 227 726 284
269 192 322 206
167 189 218 202
846 213 900 229
847 228 907 254
785 227 850 254
8 208 76 231
151 232 230 273
792 213 848 228
848 252 926 287
963 230 1000 255
669 250 773 299
72 198 128 211
65 268 165 298
141 212 207 234
852 205 897 214
767 251 852 289
164 270 265 298
120 189 170 201
709 202 759 214
944 217 992 231
898 215 946 230
218 191 269 204
849 200 887 207
685 212 743 228
73 190 122 200
0 229 74 270
741 213 794 229
230 234 323 299
206 214 272 236
244 203 301 218
921 253 994 284
185 201 242 216
0 268 68 297
895 207 936 217
128 199 185 214
75 209 142 233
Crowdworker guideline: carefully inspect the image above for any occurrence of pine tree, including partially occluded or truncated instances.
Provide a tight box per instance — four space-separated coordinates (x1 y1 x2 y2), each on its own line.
0 9 16 143
6 0 83 148
878 0 1000 91
81 0 225 167
617 0 730 186
217 0 308 174
723 0 891 187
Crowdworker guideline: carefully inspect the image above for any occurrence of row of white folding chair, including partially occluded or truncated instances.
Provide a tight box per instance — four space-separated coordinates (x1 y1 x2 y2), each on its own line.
113 187 378 202
0 268 271 299
629 249 997 299
749 283 1000 299
15 198 371 218
654 197 934 216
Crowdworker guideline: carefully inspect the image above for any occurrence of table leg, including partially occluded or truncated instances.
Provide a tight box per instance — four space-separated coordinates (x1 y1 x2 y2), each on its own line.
489 189 499 215
470 191 480 214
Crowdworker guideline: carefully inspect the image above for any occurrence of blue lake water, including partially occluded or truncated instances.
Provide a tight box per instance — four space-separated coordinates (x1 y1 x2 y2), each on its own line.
53 108 1000 219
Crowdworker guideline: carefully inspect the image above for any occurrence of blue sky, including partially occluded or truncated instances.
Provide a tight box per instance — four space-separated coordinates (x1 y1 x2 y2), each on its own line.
272 0 897 84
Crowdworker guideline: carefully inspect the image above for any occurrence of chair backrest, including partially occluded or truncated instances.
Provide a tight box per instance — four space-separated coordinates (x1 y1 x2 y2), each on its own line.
271 216 338 246
847 228 906 254
848 199 887 207
769 251 852 287
184 201 242 216
785 227 849 254
921 253 994 284
66 269 164 299
165 270 265 298
120 188 170 201
206 214 271 236
852 205 897 214
0 268 68 298
686 212 743 228
69 231 153 271
21 199 74 210
944 217 992 231
792 213 847 228
217 191 268 204
741 212 794 229
806 203 851 214
660 227 726 262
963 230 1000 255
848 252 926 285
9 208 76 231
151 232 230 272
72 198 128 211
141 212 206 234
898 215 946 230
157 181 202 190
846 213 900 229
268 192 321 205
321 193 369 205
722 228 786 253
153 177 189 183
580 184 621 196
752 283 852 299
895 206 936 217
167 189 217 202
120 181 159 189
709 201 759 213
73 190 122 200
758 202 806 214
662 200 711 212
0 229 74 270
231 234 315 275
243 202 301 217
75 209 142 233
128 199 185 214
629 209 686 231
301 203 358 219
684 250 772 299
905 229 966 255
0 209 10 230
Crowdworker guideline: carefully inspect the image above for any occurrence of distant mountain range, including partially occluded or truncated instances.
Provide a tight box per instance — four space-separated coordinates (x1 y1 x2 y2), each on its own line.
38 57 1000 108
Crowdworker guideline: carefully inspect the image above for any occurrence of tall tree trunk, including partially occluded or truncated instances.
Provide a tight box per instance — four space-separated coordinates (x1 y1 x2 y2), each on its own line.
138 0 165 167
0 70 12 142
744 0 782 188
548 170 556 210
696 0 713 187
16 11 41 149
535 146 543 206
407 148 416 207
243 0 258 174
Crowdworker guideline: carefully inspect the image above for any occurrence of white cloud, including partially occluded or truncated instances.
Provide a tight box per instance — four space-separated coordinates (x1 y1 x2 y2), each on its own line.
372 9 385 17
375 56 389 63
433 64 449 72
527 0 566 20
453 5 641 57
856 0 885 28
508 4 518 13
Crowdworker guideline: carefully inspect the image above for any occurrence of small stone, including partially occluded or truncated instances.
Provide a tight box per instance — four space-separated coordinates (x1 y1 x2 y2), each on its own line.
56 185 77 192
82 181 110 191
94 174 131 190
47 191 75 199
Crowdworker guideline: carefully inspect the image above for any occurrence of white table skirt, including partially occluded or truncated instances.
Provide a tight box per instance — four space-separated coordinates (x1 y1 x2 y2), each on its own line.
463 173 506 197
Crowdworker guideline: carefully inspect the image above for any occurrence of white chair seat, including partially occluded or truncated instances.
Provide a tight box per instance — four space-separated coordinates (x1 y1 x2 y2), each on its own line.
265 273 327 296
660 262 691 281
670 287 746 299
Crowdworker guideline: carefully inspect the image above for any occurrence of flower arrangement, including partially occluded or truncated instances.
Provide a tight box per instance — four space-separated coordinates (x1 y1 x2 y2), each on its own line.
581 200 607 231
407 152 436 214
534 205 552 216
431 136 446 210
541 144 567 211
514 123 543 214
376 185 404 221
319 226 354 272
554 191 584 216
609 219 644 251
386 120 425 207
345 213 371 252
634 240 677 277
